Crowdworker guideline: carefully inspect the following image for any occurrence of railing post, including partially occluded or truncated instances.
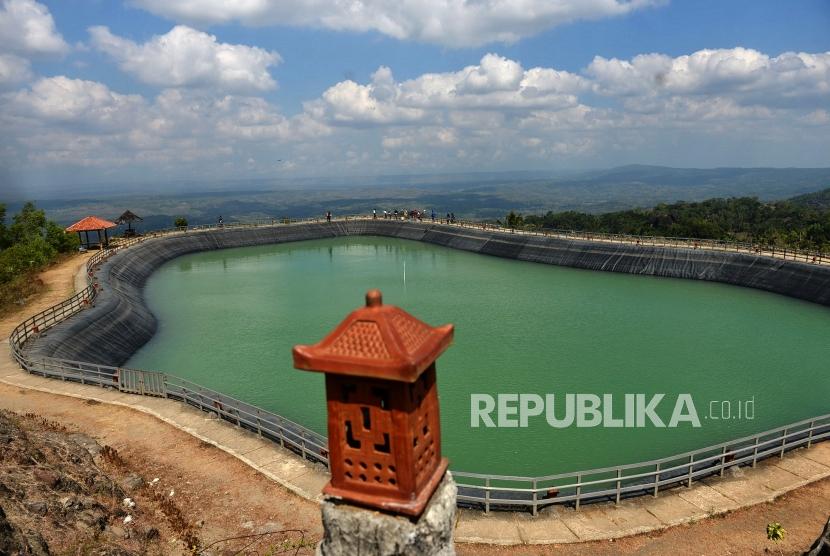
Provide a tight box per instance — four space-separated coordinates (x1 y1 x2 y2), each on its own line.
807 421 815 448
532 479 538 516
575 473 582 510
197 387 205 413
687 454 694 487
615 468 622 505
485 477 491 514
780 428 788 458
653 463 660 497
752 436 760 467
720 446 727 477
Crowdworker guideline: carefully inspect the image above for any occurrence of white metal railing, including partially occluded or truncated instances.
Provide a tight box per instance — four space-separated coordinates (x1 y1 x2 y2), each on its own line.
428 218 828 266
85 212 830 267
6 216 829 514
453 414 830 515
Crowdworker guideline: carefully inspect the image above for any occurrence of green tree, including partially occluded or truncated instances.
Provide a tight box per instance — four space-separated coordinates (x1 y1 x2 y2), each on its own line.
174 216 188 228
0 237 55 283
520 192 830 252
45 220 79 253
0 201 78 284
10 202 47 243
506 210 524 229
0 204 8 249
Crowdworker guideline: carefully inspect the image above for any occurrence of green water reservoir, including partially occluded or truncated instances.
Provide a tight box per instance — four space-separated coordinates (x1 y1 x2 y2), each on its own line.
127 237 830 476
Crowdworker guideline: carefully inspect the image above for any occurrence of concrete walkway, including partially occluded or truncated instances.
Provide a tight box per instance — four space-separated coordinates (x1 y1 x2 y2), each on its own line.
2 258 829 545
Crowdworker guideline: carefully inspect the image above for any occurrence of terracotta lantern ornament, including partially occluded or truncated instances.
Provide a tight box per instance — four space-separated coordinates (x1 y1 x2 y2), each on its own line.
293 289 453 516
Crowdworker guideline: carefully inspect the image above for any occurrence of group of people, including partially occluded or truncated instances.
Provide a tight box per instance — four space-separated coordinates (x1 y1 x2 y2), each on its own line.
377 209 427 221
370 209 456 224
221 210 459 226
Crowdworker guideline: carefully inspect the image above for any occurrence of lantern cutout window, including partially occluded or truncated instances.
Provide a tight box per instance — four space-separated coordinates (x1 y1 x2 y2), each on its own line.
293 289 453 517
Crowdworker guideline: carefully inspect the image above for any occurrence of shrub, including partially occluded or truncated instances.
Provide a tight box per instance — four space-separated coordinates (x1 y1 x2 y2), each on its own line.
0 238 56 284
767 522 786 541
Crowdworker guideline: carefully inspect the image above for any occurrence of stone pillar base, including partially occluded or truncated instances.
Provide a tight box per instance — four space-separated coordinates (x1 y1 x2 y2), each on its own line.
317 472 456 556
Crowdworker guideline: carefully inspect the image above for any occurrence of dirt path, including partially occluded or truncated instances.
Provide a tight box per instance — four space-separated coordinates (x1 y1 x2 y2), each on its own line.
0 252 91 339
1 253 827 554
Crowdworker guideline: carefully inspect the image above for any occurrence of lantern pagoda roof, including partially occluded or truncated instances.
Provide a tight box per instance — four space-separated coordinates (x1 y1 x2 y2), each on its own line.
293 289 453 382
65 216 118 232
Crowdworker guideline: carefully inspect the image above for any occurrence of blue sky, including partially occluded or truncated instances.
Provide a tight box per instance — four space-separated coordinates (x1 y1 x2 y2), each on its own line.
1 0 829 194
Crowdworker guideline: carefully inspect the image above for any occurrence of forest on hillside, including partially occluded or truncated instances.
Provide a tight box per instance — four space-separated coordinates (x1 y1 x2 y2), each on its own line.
0 203 79 314
509 191 830 252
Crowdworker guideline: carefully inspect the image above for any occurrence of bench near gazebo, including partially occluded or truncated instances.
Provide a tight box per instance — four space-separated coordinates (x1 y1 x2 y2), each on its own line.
66 216 117 249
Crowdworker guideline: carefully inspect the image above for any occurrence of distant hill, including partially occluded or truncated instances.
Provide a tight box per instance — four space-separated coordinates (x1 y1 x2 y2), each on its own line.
576 165 830 190
534 165 830 207
790 187 830 211
10 165 830 228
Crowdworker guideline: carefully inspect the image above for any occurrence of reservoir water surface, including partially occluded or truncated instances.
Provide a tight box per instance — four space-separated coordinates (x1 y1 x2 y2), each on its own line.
127 237 830 475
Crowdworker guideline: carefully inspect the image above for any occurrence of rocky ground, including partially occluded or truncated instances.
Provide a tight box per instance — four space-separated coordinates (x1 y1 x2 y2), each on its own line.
0 410 313 555
0 409 165 555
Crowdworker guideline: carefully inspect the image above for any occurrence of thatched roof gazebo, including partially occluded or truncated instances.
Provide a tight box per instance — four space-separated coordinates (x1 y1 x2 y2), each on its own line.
66 216 117 249
115 210 143 237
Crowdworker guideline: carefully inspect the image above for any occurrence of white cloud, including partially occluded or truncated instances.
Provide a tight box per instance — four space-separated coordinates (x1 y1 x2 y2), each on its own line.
397 54 585 110
1 76 328 172
801 109 829 126
9 76 146 130
292 48 830 169
306 66 426 126
382 126 458 150
0 53 32 86
89 25 281 92
456 54 524 93
216 95 331 140
130 0 662 48
588 48 830 105
0 0 67 57
3 46 830 181
309 54 586 127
